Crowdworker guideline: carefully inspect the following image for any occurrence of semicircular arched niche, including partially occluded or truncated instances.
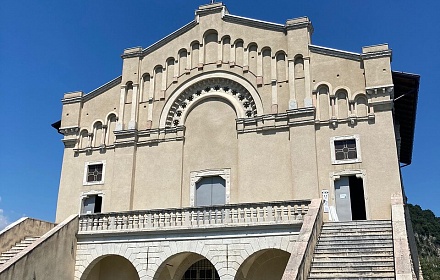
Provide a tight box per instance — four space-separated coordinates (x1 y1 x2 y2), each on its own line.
164 77 258 127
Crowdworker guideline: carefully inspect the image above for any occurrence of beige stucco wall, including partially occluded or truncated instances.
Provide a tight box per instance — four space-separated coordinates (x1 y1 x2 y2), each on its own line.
55 3 404 223
0 215 78 280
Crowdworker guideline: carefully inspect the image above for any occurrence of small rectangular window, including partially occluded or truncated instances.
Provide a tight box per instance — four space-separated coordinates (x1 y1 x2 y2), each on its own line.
334 139 357 160
331 135 361 164
83 161 106 185
87 164 103 182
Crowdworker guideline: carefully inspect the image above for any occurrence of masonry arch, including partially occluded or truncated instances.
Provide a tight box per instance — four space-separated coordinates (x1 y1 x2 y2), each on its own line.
159 71 264 127
154 252 220 280
80 254 140 280
235 249 290 280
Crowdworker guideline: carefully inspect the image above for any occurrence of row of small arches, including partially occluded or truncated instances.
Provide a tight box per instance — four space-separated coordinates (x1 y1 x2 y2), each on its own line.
78 113 118 149
314 84 369 121
123 30 303 104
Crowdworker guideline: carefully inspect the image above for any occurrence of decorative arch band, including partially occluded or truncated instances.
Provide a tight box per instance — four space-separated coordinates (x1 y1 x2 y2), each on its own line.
165 77 258 127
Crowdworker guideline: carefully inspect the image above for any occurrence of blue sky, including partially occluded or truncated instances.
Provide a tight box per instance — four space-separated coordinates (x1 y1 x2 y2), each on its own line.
0 0 439 228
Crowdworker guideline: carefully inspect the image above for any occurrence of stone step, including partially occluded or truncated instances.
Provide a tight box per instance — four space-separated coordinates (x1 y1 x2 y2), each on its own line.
320 228 392 235
313 251 394 259
317 241 393 247
313 255 394 262
319 235 392 241
323 220 391 227
0 236 40 265
309 270 395 278
313 257 394 267
316 243 393 251
308 277 394 280
311 262 395 270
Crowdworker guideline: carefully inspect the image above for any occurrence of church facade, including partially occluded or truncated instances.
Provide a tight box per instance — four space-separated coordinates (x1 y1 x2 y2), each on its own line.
0 3 420 280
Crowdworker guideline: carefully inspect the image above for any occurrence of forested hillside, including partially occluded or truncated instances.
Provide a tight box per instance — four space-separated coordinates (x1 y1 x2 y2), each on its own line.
408 204 440 280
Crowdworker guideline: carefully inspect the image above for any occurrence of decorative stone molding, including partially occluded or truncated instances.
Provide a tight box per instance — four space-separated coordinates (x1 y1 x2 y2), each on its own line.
361 49 392 60
236 108 315 133
224 14 285 32
165 77 259 127
328 169 369 219
309 45 361 61
60 126 79 136
330 134 362 165
190 168 231 207
365 85 394 96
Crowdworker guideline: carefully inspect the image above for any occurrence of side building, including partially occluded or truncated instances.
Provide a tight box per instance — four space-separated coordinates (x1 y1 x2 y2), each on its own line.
0 3 420 280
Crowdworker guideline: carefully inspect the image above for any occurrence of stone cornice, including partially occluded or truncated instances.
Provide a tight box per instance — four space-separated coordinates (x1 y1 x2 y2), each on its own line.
223 14 285 32
83 76 122 102
361 49 392 60
61 94 82 105
309 45 361 61
237 108 316 133
195 3 225 17
286 17 314 34
365 84 394 96
122 21 198 59
59 126 79 136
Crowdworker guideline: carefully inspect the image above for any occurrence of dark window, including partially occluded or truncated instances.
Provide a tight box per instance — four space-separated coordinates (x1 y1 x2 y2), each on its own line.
334 139 357 160
182 259 220 280
87 164 103 182
82 195 102 214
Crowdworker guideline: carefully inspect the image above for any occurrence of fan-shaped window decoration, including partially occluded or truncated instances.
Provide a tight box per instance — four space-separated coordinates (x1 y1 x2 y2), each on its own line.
165 78 258 127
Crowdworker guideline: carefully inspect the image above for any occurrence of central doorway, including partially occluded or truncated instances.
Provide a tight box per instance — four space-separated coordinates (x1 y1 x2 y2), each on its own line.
182 259 220 280
334 176 366 221
195 176 226 206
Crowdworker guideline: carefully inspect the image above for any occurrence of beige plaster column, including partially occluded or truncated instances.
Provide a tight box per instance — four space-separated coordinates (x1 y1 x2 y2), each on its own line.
116 85 127 131
303 57 312 107
288 59 297 109
128 83 139 130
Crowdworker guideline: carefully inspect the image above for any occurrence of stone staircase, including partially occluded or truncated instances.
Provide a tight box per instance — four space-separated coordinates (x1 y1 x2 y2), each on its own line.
308 220 395 279
0 236 40 265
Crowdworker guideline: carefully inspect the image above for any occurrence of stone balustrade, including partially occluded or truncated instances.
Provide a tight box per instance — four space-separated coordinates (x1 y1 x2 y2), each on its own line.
78 200 310 233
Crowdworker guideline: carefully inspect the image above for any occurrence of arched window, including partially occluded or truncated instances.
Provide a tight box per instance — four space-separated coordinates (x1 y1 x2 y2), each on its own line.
355 95 368 117
336 90 349 119
79 129 89 149
318 86 330 120
195 176 226 207
182 259 220 280
248 43 258 74
141 74 150 102
106 114 117 145
204 31 218 64
276 52 287 82
222 36 231 63
178 49 188 75
191 42 200 69
234 39 244 66
262 48 272 84
93 121 103 147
